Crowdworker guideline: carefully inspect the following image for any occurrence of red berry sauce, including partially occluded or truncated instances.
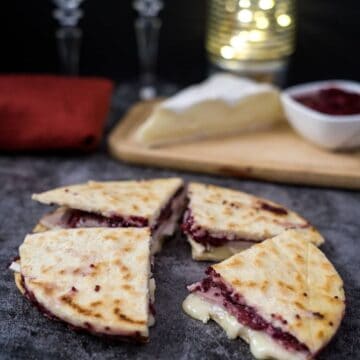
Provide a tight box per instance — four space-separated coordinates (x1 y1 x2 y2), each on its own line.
294 87 360 115
189 268 310 355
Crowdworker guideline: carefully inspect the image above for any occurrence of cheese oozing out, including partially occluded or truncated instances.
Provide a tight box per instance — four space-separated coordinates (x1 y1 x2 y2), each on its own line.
182 209 263 261
188 237 254 261
9 261 21 273
183 293 308 360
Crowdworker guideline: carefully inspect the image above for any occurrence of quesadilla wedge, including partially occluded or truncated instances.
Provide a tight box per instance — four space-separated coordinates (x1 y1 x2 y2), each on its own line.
182 183 324 261
32 178 185 254
11 228 155 342
183 230 345 360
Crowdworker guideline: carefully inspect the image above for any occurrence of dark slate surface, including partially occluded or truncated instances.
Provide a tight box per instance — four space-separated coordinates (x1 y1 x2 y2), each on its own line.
0 108 359 360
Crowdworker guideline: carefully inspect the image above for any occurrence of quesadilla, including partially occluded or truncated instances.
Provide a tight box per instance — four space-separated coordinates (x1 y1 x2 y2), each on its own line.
32 178 185 254
134 73 284 147
11 228 155 342
182 183 324 261
183 230 345 360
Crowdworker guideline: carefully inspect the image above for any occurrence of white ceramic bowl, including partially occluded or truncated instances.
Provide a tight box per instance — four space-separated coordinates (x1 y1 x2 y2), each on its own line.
281 80 360 150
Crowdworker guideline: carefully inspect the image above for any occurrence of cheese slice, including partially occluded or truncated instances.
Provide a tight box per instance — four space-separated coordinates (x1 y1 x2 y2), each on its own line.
134 73 284 147
183 293 307 360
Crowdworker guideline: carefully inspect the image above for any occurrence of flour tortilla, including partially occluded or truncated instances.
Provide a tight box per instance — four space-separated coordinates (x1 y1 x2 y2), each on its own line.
185 183 324 260
17 228 153 339
32 178 184 226
212 229 345 355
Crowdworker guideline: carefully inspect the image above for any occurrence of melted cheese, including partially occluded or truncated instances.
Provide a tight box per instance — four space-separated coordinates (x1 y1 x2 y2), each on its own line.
9 261 20 273
183 294 308 360
151 188 186 254
188 237 254 261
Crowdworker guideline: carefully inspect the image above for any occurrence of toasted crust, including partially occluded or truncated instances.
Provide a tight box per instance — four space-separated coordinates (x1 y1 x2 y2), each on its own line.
212 230 345 355
14 270 25 294
32 223 49 233
32 178 183 225
19 228 152 337
187 182 324 246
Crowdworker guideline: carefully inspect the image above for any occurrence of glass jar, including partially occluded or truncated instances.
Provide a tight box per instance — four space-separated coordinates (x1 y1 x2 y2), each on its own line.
206 0 296 83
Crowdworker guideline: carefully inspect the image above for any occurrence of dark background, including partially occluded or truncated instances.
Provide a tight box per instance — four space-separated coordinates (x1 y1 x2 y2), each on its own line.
1 0 360 86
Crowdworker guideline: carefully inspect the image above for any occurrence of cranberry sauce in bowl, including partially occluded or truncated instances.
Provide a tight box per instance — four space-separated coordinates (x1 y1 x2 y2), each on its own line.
281 80 360 150
293 87 360 116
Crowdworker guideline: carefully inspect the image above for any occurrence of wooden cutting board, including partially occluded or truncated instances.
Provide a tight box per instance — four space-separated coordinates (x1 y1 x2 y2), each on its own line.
108 100 360 189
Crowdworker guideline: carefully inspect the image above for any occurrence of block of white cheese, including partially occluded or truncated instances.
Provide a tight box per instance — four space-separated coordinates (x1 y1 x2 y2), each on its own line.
134 73 284 147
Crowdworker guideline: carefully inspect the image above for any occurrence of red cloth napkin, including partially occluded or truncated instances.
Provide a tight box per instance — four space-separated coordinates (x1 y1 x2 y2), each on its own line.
0 75 114 151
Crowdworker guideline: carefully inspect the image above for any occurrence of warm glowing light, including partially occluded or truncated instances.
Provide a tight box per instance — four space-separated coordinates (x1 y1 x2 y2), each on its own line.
237 9 253 23
207 0 295 65
277 14 292 27
230 36 243 48
248 30 264 42
259 0 274 10
255 15 269 29
230 31 249 48
225 0 237 12
239 0 251 8
220 45 235 59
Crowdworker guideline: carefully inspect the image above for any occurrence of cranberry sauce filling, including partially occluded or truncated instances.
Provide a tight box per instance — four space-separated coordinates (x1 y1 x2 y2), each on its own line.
151 186 184 232
63 185 184 231
65 209 148 228
182 208 309 248
20 275 148 343
259 202 288 215
181 210 261 247
190 268 310 355
294 87 360 115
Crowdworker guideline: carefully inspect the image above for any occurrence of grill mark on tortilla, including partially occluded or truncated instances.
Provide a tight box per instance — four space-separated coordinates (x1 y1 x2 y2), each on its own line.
20 276 148 342
113 307 146 325
258 201 288 215
60 294 102 318
90 300 102 307
122 273 132 281
30 281 56 296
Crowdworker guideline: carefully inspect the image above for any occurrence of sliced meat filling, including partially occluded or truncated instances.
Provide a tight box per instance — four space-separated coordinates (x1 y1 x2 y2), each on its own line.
188 268 310 355
182 209 309 248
